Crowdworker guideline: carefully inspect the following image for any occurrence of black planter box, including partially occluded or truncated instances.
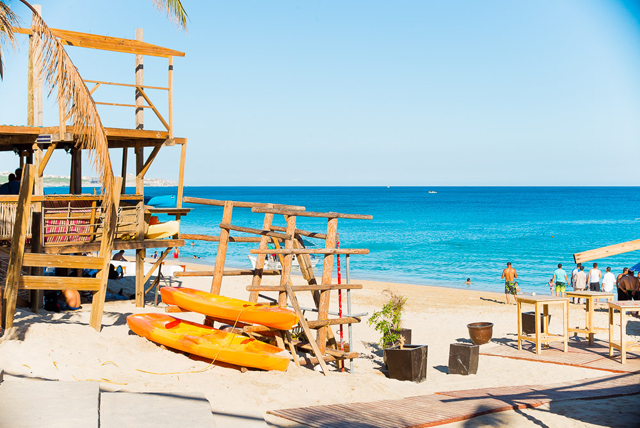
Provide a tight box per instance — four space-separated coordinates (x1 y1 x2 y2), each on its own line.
383 344 427 383
448 343 479 375
522 312 551 334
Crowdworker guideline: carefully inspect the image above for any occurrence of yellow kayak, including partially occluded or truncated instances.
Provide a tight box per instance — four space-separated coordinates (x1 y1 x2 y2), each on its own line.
127 313 290 371
145 220 180 239
161 287 299 330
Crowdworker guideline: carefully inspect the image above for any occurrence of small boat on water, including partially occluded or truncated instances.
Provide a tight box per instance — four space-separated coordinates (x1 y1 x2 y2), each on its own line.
127 313 291 371
161 287 300 330
428 191 437 194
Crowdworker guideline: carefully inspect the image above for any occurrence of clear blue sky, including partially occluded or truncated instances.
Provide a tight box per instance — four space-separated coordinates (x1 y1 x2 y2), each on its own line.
2 0 640 186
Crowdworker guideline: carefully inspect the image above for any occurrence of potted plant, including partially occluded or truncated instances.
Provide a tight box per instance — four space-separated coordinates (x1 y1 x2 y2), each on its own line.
369 289 427 383
368 289 411 348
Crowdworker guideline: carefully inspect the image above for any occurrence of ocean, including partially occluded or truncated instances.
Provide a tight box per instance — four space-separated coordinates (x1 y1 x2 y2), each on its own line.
65 186 640 294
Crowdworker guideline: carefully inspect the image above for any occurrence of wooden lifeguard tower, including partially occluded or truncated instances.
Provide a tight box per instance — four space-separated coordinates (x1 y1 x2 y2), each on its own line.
1 9 188 330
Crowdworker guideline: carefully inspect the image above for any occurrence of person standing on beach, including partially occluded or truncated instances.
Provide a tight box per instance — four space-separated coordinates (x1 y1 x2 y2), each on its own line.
587 262 601 292
501 262 517 304
602 267 616 293
571 263 582 290
573 265 588 303
617 268 629 301
552 263 569 297
618 269 638 301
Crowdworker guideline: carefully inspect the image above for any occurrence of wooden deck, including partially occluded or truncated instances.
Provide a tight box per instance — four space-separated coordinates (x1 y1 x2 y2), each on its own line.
268 372 640 428
480 337 640 373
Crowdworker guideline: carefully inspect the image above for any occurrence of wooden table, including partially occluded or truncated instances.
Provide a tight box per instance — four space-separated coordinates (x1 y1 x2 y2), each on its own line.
517 295 568 354
566 291 615 345
607 301 640 364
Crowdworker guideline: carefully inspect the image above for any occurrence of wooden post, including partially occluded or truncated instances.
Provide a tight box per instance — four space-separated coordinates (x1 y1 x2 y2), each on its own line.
120 147 128 194
135 28 144 130
2 165 35 330
29 211 43 313
210 201 233 295
278 215 297 306
135 145 145 307
248 208 274 302
176 141 186 208
90 177 122 331
33 4 43 128
168 56 174 139
70 148 82 194
317 217 338 354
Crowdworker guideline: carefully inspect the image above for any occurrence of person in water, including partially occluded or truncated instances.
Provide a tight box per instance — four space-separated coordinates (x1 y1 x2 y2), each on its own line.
465 278 471 285
501 262 517 304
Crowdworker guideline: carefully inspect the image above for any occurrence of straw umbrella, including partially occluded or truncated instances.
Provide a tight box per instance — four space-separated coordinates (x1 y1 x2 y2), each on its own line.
0 0 187 208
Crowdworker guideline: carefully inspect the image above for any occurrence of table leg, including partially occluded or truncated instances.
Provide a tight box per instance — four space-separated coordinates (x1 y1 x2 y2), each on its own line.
517 299 522 351
588 296 594 345
563 300 568 352
543 304 549 348
535 302 541 354
608 307 614 357
621 309 627 364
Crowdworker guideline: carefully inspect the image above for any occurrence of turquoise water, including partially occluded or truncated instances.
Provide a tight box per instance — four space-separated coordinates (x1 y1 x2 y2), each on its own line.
65 186 640 294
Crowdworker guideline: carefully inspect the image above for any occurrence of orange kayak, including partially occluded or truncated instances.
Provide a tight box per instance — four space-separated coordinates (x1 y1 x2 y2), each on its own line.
127 313 290 371
160 287 299 330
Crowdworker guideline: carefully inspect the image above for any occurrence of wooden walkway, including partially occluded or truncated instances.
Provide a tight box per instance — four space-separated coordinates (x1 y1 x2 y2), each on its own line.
480 337 640 373
268 373 640 428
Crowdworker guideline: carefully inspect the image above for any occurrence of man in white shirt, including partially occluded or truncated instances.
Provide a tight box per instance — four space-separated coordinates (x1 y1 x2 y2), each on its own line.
602 266 616 293
571 263 582 290
587 262 602 292
573 265 588 304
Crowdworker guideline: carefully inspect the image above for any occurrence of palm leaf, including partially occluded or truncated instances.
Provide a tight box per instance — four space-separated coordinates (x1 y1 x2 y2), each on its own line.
27 3 115 208
0 0 20 79
152 0 188 31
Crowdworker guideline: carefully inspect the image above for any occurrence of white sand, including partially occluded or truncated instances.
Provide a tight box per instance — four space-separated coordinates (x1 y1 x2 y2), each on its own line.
1 263 638 427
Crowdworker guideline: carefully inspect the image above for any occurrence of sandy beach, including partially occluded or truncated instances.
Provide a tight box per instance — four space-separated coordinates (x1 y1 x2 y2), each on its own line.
1 260 638 427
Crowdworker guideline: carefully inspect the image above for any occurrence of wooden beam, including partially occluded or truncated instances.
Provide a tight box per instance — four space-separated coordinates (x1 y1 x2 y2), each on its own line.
14 27 185 58
18 276 101 291
38 142 57 176
120 147 128 193
175 269 281 277
250 248 369 255
219 223 290 240
183 197 304 211
246 284 363 292
210 201 233 295
574 239 640 264
176 140 186 209
22 253 104 269
141 247 172 287
249 208 275 302
269 225 326 240
3 164 35 329
139 144 162 178
252 207 372 220
178 234 261 243
137 88 170 131
318 217 338 354
43 239 185 254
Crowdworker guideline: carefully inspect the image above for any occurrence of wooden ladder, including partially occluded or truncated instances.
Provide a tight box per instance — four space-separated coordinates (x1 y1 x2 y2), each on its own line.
1 165 122 332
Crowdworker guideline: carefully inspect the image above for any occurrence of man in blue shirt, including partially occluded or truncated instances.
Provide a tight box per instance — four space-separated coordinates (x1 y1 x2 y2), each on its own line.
552 263 570 297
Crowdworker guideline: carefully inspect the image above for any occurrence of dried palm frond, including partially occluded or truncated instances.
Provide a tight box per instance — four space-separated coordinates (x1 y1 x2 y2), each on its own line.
27 3 115 208
0 1 20 79
152 0 189 32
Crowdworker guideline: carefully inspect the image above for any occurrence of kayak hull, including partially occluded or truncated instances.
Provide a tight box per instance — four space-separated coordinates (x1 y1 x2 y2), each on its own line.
161 287 299 330
127 313 290 371
145 220 180 240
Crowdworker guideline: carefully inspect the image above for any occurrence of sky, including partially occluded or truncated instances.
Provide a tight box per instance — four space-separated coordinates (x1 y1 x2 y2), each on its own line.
1 0 640 186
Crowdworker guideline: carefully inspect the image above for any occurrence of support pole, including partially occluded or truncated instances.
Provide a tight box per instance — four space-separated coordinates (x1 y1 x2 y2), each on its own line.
121 147 128 194
135 145 145 307
135 28 144 130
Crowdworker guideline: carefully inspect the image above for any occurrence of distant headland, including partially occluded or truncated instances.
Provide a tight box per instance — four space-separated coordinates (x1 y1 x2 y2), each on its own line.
0 172 176 187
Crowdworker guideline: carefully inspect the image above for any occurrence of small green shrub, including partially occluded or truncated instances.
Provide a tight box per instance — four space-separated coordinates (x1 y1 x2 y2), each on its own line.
368 288 408 349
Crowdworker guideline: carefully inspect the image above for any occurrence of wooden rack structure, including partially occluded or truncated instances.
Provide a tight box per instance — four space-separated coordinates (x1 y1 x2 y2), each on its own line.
0 11 189 319
174 197 372 374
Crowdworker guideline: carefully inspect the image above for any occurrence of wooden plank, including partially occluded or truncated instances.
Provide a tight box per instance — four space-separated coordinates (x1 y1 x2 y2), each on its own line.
137 88 170 132
318 217 338 354
175 269 281 277
38 142 57 176
84 79 169 91
183 197 304 211
14 27 185 57
176 141 187 209
298 352 359 366
29 211 43 313
43 239 185 254
246 284 363 292
279 215 297 306
3 164 35 329
18 276 102 290
22 253 104 269
179 233 261 243
219 223 290 240
306 317 361 328
250 209 275 302
90 177 122 331
210 201 233 295
0 194 143 203
139 143 162 178
252 207 372 220
168 56 174 139
250 248 369 255
574 239 640 264
146 208 191 215
270 225 327 240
